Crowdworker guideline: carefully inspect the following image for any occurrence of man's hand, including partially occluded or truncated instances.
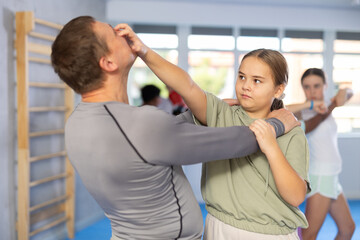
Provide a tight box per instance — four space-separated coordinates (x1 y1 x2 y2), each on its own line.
114 23 148 57
267 108 300 134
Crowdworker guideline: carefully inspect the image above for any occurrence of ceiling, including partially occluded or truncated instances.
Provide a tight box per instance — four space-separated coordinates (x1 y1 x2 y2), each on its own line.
135 0 360 9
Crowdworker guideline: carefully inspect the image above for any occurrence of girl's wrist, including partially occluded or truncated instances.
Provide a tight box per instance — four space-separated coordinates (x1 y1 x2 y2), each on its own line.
309 100 314 110
332 98 338 107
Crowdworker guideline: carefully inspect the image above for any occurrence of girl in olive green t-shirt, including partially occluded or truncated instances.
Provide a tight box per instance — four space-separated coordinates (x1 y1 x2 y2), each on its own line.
198 49 309 239
149 48 310 239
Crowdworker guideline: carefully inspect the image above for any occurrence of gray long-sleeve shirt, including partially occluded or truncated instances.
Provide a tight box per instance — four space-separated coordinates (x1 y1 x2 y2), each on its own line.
65 101 283 239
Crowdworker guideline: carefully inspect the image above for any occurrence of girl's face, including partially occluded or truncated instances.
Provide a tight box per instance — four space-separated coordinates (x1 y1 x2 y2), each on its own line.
235 56 284 119
301 74 325 101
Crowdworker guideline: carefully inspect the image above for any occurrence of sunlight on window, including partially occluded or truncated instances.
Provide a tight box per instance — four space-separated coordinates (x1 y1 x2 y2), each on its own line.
189 51 234 98
333 106 360 132
332 54 360 132
333 55 360 87
138 33 178 49
334 40 360 53
282 38 323 52
282 54 323 105
237 36 279 51
188 35 235 50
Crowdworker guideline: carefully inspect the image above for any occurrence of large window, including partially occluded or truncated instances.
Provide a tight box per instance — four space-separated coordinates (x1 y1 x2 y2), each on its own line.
281 30 324 105
129 24 178 106
188 27 235 98
332 32 360 132
237 28 279 51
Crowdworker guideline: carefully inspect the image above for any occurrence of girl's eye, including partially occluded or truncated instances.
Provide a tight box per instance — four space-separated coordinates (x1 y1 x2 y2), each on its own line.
254 79 261 84
239 75 245 80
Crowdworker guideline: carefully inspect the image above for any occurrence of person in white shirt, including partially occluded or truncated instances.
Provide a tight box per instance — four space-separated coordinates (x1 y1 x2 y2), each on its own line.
293 68 355 240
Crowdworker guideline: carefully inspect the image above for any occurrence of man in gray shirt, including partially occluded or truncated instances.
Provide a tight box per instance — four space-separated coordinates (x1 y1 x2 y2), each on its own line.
51 16 299 239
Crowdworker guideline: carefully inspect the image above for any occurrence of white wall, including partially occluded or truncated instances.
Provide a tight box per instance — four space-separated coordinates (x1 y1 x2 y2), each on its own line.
106 0 360 31
0 0 106 239
338 134 360 199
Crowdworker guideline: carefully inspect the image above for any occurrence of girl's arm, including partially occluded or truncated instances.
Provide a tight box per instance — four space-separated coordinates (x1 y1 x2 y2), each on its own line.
286 100 327 114
296 89 352 134
303 101 336 133
249 119 307 207
116 24 208 125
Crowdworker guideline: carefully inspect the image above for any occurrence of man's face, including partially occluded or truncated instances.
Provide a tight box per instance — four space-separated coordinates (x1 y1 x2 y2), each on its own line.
93 21 136 69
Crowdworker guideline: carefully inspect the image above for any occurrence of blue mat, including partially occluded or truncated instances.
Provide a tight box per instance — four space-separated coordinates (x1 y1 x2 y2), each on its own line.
68 200 360 240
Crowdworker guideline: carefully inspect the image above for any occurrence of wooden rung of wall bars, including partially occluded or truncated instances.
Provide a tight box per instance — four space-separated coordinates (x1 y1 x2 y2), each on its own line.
30 151 67 163
29 31 56 41
29 56 51 64
35 18 63 30
29 82 66 89
29 216 68 237
28 42 51 56
30 195 68 212
30 203 65 226
29 173 68 188
29 106 67 112
29 129 65 138
16 11 74 240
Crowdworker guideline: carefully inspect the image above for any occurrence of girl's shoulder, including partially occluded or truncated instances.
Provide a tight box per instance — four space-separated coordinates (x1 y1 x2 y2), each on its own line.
285 126 306 138
277 126 307 147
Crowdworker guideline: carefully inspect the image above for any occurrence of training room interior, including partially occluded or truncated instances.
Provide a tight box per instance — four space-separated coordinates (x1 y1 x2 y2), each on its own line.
1 0 360 239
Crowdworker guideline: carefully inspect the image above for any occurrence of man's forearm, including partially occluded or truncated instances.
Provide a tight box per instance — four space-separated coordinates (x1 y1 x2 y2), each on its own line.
266 118 285 137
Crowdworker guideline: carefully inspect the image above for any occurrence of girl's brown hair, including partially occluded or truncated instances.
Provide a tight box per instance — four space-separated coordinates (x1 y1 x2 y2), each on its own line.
301 68 326 85
242 49 288 111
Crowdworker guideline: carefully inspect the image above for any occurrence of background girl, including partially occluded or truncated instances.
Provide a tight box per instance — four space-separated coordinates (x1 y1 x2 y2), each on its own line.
296 68 355 240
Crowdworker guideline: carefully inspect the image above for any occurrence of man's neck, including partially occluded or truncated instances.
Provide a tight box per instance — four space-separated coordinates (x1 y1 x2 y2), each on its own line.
82 91 129 103
82 76 129 104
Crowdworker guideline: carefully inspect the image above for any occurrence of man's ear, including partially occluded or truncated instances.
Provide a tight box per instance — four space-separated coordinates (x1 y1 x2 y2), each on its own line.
99 56 118 72
274 84 285 99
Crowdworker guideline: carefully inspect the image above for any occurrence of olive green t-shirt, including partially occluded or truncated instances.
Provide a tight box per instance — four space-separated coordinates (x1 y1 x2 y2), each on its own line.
199 93 310 235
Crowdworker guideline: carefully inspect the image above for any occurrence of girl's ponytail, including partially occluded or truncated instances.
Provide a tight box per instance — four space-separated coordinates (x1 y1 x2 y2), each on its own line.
271 98 284 111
